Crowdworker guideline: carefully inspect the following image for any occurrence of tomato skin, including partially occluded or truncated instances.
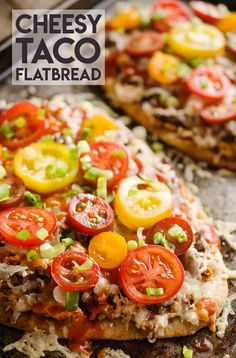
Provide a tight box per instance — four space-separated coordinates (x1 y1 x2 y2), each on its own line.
0 207 57 247
51 251 100 292
186 68 230 100
190 1 224 23
126 32 165 57
106 9 140 30
0 174 25 210
68 194 114 235
147 217 193 256
148 52 180 85
0 102 46 149
197 223 220 247
80 142 129 189
152 0 190 33
119 245 184 304
200 104 236 124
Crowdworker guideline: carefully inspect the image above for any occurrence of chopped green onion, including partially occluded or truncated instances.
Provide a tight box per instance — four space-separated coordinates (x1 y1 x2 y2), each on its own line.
97 176 107 200
84 167 104 181
41 135 53 142
146 287 164 296
176 63 191 79
152 9 166 20
139 174 154 183
152 142 164 153
63 128 73 137
182 345 193 358
61 237 74 248
65 292 80 311
188 57 203 68
16 230 30 241
37 108 45 119
137 227 145 242
54 168 67 178
0 123 13 139
159 94 168 104
153 232 175 251
166 96 180 108
0 165 6 179
53 243 66 256
14 116 26 128
168 224 187 243
127 240 138 252
140 9 151 27
0 184 10 202
36 228 49 241
82 127 91 139
128 188 139 196
24 191 43 207
26 249 39 262
45 164 54 176
70 147 78 161
111 150 125 158
40 243 55 259
139 240 146 247
77 140 90 156
61 184 83 198
73 258 93 271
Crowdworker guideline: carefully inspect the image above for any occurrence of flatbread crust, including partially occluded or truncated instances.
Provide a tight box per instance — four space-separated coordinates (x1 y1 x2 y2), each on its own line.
105 78 236 171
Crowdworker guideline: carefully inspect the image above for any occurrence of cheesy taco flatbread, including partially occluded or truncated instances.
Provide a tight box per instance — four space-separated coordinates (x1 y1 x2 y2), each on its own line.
105 0 236 170
0 94 228 356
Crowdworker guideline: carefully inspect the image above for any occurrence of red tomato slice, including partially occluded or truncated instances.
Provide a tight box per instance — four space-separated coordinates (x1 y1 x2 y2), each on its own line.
147 217 193 255
0 174 25 210
152 0 190 33
197 223 221 247
80 142 129 189
190 1 225 23
200 104 236 124
126 32 165 57
0 207 57 247
119 245 184 304
0 102 46 149
51 251 100 292
68 193 114 235
186 68 230 100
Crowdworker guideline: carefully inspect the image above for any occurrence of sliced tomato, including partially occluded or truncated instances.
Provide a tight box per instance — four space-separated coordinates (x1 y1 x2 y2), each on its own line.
0 102 46 149
126 32 164 57
148 52 180 85
147 217 193 255
200 104 236 124
51 251 100 292
190 1 226 23
152 0 190 33
0 207 57 247
80 142 129 189
186 68 230 100
227 32 236 56
0 174 25 210
68 194 114 235
119 245 184 304
197 223 220 247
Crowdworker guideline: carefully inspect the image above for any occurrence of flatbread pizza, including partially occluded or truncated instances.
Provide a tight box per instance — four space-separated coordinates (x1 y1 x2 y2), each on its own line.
105 0 236 170
0 94 229 356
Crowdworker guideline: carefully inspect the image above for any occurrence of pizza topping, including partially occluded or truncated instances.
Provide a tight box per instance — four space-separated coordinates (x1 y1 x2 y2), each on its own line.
0 173 25 210
51 251 100 292
68 193 114 235
148 52 180 85
0 207 57 247
126 32 165 57
119 245 184 304
106 8 140 30
186 68 230 100
13 142 78 194
197 223 221 247
80 142 129 189
80 115 117 143
147 217 193 255
152 0 191 33
0 102 46 149
196 297 216 321
182 345 193 358
200 104 236 124
88 232 127 269
190 1 227 23
169 22 225 59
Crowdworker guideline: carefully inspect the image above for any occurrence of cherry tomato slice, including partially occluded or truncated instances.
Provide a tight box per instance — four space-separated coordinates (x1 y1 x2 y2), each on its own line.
0 207 57 247
0 174 25 210
80 142 129 189
126 32 165 57
197 223 220 247
119 245 184 304
200 104 236 124
190 1 225 23
227 32 236 56
147 217 193 256
0 102 46 149
186 68 230 100
152 0 190 33
51 251 100 292
68 194 114 235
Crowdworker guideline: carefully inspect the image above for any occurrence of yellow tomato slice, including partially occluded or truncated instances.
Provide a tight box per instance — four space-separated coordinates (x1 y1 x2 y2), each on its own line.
148 52 180 85
114 176 173 230
14 142 78 194
215 12 236 32
169 22 225 59
88 232 127 269
107 9 140 30
81 115 117 142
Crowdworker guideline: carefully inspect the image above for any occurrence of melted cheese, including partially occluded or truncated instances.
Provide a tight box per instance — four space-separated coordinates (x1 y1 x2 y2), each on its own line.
0 263 29 280
101 348 131 358
3 328 86 358
216 293 236 338
214 220 236 251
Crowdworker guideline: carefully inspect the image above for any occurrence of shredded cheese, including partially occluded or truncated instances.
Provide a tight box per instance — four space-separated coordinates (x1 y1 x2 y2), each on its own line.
215 220 236 251
216 293 236 338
